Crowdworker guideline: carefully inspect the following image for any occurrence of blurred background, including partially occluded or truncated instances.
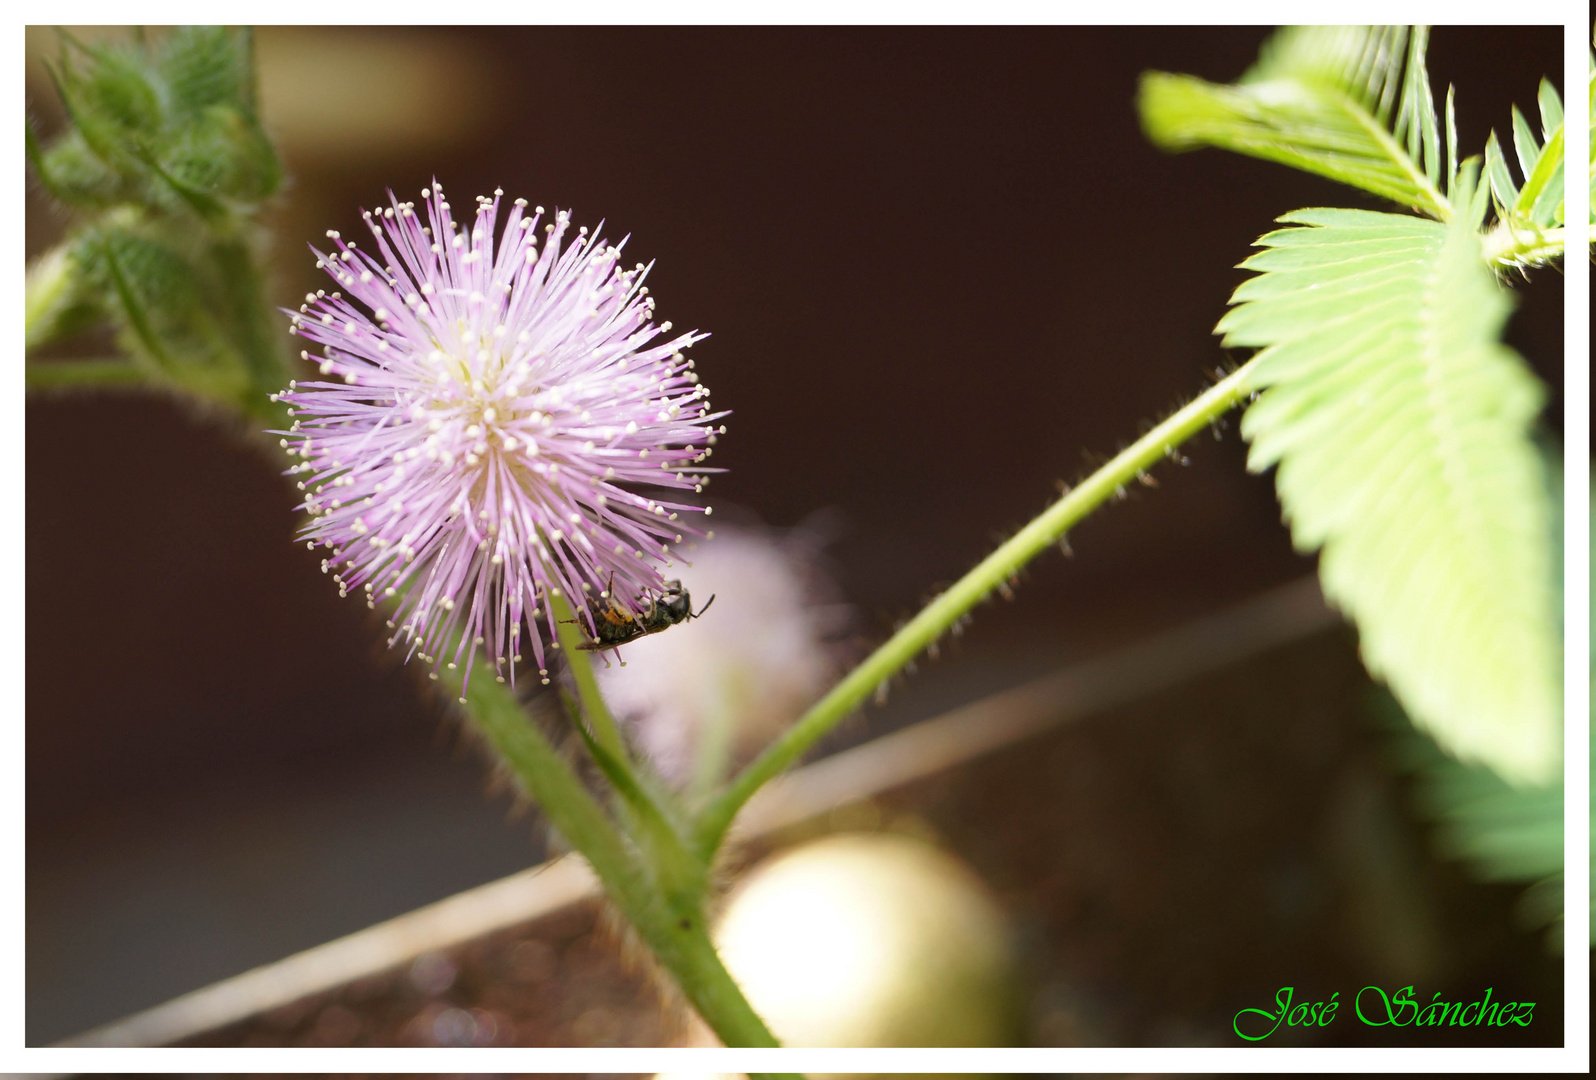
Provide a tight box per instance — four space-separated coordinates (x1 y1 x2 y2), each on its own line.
25 25 1565 1046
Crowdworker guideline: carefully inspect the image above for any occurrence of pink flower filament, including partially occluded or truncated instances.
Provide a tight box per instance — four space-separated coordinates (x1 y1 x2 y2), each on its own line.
275 182 724 695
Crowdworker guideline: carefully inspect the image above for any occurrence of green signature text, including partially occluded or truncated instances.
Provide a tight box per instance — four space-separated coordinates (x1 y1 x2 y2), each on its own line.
1232 985 1535 1041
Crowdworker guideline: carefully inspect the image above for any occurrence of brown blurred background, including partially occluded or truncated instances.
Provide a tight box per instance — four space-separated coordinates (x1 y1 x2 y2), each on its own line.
25 26 1564 1046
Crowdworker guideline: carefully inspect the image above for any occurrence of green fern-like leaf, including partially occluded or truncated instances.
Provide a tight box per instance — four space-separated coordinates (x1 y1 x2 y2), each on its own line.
1377 450 1581 954
1587 48 1594 225
1415 752 1564 881
1381 691 1574 951
1483 80 1566 232
1221 185 1559 785
1139 26 1454 219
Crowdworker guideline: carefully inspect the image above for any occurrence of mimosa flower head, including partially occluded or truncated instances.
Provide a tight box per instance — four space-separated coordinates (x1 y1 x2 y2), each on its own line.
276 182 723 695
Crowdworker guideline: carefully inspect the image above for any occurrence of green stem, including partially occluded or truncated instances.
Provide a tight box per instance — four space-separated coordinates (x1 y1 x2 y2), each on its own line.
1481 221 1567 268
550 592 712 912
26 358 147 390
454 671 648 915
634 899 785 1049
693 360 1259 858
459 618 782 1049
549 590 627 760
561 681 707 905
211 236 297 426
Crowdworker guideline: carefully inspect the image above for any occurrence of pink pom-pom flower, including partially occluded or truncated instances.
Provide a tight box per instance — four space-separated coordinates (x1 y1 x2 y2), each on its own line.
276 182 723 695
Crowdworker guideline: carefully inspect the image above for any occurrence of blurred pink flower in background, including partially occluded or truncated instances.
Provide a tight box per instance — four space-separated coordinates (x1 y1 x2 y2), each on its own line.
597 524 852 792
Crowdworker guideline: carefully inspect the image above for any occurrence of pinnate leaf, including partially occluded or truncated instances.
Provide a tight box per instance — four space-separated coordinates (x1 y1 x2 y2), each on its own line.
1139 26 1453 219
1221 193 1559 785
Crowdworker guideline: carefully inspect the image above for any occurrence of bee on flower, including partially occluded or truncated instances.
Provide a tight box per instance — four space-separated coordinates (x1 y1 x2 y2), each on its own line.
275 182 724 696
598 524 853 791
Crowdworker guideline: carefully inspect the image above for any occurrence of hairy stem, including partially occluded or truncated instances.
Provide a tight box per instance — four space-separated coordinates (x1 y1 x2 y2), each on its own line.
455 668 782 1049
549 590 626 760
637 901 786 1050
212 236 297 426
550 592 713 931
1481 221 1566 268
554 606 706 904
454 670 646 913
461 601 781 1048
693 361 1259 858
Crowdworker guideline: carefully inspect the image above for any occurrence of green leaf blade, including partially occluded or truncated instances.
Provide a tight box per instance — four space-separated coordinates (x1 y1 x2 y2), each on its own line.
1483 131 1521 213
1535 78 1563 138
1138 26 1451 219
1394 26 1440 185
1230 205 1559 785
1509 104 1543 179
1515 124 1565 227
1444 84 1458 197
